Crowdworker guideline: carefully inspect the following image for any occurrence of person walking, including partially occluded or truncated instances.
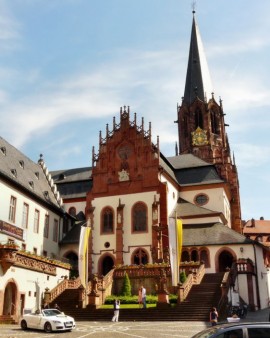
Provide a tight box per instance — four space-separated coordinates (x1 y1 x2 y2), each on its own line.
210 307 218 326
138 287 143 308
141 285 147 309
112 299 120 322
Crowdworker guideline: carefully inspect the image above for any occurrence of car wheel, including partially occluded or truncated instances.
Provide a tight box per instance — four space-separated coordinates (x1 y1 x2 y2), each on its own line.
44 322 53 333
21 320 28 330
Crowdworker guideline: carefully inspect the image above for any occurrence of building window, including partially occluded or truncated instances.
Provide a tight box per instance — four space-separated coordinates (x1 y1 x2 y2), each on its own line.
194 193 209 206
43 250 47 257
133 248 148 265
53 219 58 242
9 196 17 223
33 247 37 255
22 243 26 251
102 208 114 233
44 215 49 238
132 202 147 232
195 108 203 129
34 209 40 233
22 203 29 228
255 236 262 242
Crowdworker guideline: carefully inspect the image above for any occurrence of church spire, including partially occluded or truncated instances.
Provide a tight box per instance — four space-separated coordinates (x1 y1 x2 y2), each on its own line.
183 10 213 105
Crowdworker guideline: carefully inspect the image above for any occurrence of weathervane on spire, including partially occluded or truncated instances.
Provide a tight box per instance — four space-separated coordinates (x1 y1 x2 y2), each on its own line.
192 0 197 14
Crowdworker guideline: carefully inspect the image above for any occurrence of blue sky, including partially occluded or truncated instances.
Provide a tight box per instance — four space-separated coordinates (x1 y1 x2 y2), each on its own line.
0 0 269 221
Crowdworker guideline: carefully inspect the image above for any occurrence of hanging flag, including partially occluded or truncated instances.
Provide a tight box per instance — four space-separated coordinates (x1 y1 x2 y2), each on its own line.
78 225 91 288
168 217 183 286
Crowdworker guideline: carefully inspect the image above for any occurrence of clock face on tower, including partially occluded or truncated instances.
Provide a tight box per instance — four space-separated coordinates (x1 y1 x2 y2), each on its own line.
192 127 208 146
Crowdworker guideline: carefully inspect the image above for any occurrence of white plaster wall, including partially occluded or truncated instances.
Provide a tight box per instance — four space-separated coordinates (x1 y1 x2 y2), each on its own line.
91 191 158 272
180 187 231 227
160 176 178 217
63 201 86 216
0 180 60 258
0 265 70 311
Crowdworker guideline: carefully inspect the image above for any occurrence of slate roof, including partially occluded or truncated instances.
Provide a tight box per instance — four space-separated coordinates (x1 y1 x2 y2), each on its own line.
0 136 62 211
60 221 84 244
182 223 253 247
51 167 92 199
171 198 219 218
166 154 223 186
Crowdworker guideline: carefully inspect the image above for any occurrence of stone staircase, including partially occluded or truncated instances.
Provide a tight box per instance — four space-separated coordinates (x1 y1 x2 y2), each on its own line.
0 315 16 324
54 272 225 322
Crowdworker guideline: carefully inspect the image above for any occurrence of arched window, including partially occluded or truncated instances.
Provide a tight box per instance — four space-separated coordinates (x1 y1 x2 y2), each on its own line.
191 250 198 262
133 248 148 265
210 111 219 134
102 207 114 234
195 108 203 129
181 250 190 262
132 202 147 232
68 207 76 217
255 236 263 242
200 249 210 268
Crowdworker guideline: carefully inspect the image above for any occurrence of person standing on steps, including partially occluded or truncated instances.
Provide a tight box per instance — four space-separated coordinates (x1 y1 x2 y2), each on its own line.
141 285 147 309
210 307 218 326
112 299 120 322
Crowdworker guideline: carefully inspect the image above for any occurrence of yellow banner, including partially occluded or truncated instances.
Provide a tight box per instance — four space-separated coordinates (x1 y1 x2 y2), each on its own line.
78 226 91 288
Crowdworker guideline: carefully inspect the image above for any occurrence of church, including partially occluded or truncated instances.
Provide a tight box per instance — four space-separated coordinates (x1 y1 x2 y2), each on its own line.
0 11 269 322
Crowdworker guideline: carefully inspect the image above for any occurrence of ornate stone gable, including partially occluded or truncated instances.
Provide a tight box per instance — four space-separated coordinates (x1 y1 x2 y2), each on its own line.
90 106 160 196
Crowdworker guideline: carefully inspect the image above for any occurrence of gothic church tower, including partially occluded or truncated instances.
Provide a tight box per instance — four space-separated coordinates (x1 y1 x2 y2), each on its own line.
176 11 242 233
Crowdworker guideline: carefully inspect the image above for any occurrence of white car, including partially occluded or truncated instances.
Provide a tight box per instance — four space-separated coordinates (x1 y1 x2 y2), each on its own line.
20 308 76 333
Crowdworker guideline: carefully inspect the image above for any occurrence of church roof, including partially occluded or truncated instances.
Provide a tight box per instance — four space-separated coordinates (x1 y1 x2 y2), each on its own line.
51 167 92 199
172 198 219 218
60 220 85 244
0 136 62 211
166 154 223 186
183 11 214 105
183 223 253 246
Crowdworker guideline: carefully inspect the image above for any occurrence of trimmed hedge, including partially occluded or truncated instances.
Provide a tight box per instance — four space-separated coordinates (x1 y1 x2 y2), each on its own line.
105 294 178 305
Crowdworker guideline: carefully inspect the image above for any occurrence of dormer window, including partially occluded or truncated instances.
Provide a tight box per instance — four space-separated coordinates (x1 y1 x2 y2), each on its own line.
29 181 34 189
19 160 24 168
59 173 66 180
0 146 6 155
35 172 39 179
11 169 17 178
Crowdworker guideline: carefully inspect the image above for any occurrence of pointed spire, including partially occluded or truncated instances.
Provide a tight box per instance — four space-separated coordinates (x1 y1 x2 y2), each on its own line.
183 11 214 105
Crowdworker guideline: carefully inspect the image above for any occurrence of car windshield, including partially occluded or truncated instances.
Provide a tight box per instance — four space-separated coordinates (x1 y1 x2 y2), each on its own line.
42 309 62 317
192 326 220 338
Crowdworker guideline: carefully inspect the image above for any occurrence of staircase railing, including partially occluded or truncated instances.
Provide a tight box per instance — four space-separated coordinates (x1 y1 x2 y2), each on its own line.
48 277 81 304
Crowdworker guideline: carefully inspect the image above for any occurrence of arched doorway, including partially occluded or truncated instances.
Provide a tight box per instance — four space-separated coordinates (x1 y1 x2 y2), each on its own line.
101 256 114 276
218 250 234 272
3 281 17 315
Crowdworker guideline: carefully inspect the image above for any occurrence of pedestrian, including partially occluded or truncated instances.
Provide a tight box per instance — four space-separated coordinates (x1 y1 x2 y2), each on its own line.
112 299 120 322
210 307 218 326
138 287 143 308
54 303 61 311
43 302 49 309
141 285 147 309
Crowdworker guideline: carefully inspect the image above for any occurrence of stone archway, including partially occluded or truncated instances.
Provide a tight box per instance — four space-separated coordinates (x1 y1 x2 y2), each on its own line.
218 250 234 272
3 281 17 315
101 255 114 276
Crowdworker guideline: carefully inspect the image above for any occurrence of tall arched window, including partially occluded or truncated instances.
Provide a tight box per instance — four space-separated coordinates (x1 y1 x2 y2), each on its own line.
102 207 114 234
211 111 219 134
191 249 198 262
200 249 210 267
68 207 76 217
132 202 147 232
181 250 190 262
133 248 148 265
195 108 203 129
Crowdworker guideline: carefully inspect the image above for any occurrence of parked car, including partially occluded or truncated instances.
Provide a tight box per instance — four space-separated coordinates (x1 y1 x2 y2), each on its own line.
20 308 76 333
191 322 270 338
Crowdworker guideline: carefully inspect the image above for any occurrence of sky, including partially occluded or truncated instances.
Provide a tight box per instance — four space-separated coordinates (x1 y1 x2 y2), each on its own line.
0 0 269 221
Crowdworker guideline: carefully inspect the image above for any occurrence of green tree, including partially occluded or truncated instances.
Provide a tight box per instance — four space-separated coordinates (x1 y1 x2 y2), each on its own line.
121 272 132 296
180 271 187 284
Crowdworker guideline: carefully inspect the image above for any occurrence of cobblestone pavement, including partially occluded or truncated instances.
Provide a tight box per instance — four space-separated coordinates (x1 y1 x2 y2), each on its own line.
0 321 208 338
1 308 269 338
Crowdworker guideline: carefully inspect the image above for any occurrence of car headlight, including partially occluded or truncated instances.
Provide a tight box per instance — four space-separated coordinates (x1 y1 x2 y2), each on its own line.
52 320 62 324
